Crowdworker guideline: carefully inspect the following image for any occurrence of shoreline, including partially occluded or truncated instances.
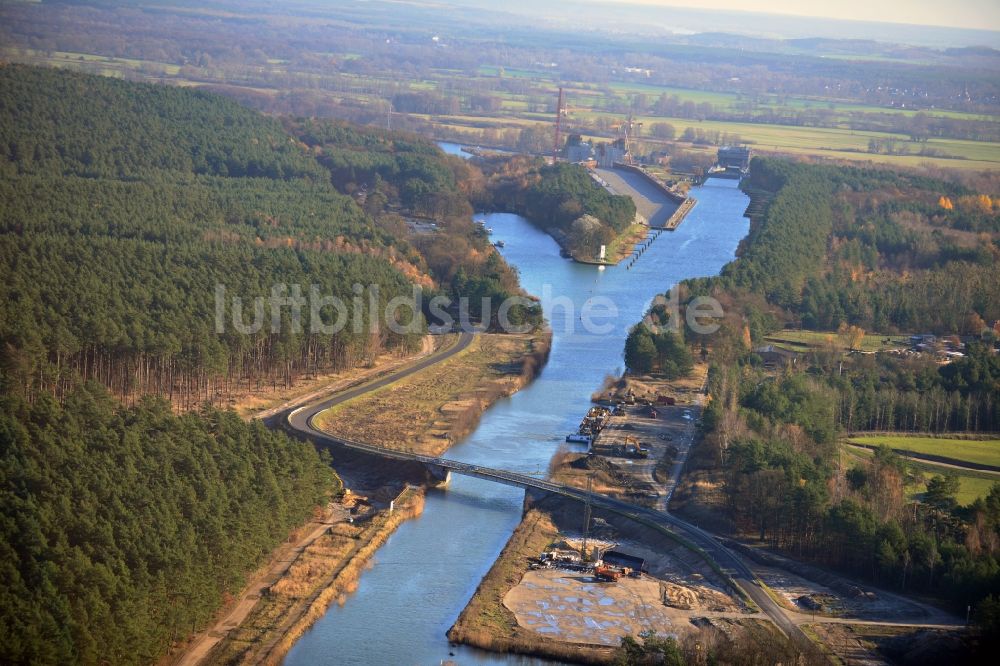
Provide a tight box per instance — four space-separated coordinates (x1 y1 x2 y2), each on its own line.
447 489 758 665
237 335 439 422
446 367 782 665
176 329 552 664
168 504 343 666
199 486 427 666
446 499 615 665
312 330 552 458
547 223 649 267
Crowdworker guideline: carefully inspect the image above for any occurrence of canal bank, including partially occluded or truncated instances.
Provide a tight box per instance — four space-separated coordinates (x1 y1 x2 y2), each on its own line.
282 178 751 665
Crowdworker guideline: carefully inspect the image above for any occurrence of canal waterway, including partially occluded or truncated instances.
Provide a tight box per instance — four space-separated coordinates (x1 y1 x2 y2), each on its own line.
284 157 750 665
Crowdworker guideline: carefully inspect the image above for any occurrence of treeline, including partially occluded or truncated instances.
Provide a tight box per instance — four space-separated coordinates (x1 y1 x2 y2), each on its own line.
666 156 1000 622
1 235 418 408
0 65 430 406
1 65 541 666
292 117 474 220
722 160 834 304
522 163 635 236
624 309 695 379
6 0 999 137
702 357 1000 613
287 118 543 330
479 160 636 260
0 65 325 181
0 382 337 664
826 343 998 433
704 157 1000 333
626 93 1000 143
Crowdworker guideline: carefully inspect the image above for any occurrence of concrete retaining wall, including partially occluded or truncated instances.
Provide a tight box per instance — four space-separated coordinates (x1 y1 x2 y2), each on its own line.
612 162 687 205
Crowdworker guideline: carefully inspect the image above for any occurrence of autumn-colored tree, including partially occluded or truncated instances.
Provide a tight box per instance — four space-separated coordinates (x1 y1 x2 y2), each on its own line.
965 312 987 335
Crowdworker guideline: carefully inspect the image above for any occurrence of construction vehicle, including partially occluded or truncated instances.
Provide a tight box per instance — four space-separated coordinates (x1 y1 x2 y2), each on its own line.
624 436 650 459
594 565 621 582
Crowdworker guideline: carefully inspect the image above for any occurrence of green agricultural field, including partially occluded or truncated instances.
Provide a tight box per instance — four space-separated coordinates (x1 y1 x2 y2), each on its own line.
911 464 999 505
764 330 910 352
13 40 997 171
947 474 999 506
556 110 1000 169
488 67 993 124
18 49 184 75
848 435 1000 468
471 61 995 132
909 466 998 506
632 115 1000 160
841 444 999 505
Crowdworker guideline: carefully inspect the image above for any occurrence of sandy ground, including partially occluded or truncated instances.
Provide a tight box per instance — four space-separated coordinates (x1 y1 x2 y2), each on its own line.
504 570 676 646
805 622 971 666
749 558 962 628
171 504 347 666
504 565 756 648
494 507 748 650
807 623 888 666
555 367 709 510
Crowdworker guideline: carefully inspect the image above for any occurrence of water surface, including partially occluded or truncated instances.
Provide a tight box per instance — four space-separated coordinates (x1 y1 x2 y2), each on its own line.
284 178 749 665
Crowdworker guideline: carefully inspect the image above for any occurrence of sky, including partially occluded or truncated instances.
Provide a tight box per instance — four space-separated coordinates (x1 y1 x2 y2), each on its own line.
610 0 1000 32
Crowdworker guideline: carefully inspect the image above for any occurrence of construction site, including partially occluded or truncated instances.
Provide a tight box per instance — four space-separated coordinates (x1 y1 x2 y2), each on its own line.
556 368 709 508
508 533 748 648
447 487 789 664
445 366 770 659
451 362 966 664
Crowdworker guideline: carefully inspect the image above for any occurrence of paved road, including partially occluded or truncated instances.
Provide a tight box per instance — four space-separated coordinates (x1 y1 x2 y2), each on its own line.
282 331 817 655
287 331 476 436
281 333 958 661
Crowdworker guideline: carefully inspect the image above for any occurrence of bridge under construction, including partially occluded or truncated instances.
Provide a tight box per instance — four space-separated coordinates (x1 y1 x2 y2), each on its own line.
282 348 816 654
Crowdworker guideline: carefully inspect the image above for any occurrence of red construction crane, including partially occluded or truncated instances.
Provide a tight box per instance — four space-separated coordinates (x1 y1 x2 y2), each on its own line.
553 86 564 162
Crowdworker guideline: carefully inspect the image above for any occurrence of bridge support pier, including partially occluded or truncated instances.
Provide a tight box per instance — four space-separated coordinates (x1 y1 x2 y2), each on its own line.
425 464 451 487
524 487 551 507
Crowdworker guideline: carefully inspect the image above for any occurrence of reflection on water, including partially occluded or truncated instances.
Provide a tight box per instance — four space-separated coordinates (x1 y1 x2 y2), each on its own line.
284 179 749 665
437 141 471 158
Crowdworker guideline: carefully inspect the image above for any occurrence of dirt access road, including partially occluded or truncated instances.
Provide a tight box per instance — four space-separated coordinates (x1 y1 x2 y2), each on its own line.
173 507 346 666
172 335 462 666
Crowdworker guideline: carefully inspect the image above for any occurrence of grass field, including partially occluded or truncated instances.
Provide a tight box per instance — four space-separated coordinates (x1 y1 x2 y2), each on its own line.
477 64 992 124
598 113 1000 164
908 464 997 506
7 43 998 172
848 435 1000 468
764 330 910 352
434 112 1000 171
2 48 183 76
841 444 999 505
313 333 543 456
